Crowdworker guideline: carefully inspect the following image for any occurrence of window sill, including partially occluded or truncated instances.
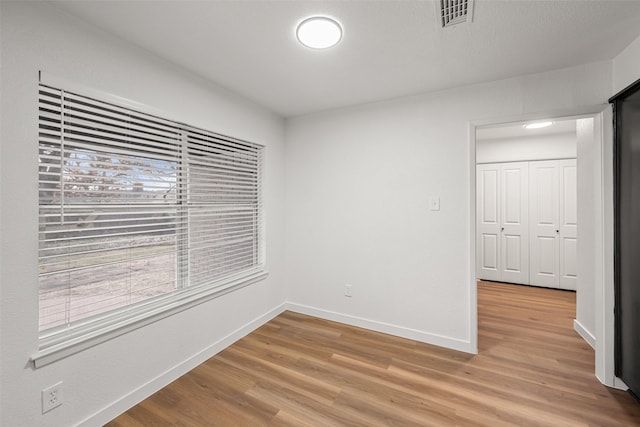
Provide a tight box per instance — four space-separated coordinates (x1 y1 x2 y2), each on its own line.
31 269 268 368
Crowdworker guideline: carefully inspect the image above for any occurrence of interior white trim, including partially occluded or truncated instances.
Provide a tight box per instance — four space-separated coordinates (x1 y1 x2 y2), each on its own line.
469 106 609 130
595 105 616 388
32 270 268 368
469 104 614 387
574 319 596 349
285 302 474 354
476 156 576 165
614 377 629 391
77 302 287 427
468 122 479 354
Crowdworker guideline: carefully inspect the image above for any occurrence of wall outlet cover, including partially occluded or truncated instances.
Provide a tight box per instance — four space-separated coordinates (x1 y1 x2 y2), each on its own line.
42 381 63 413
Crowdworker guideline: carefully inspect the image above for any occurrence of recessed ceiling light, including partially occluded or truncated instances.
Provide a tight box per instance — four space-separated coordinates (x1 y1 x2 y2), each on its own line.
296 16 342 49
524 121 553 129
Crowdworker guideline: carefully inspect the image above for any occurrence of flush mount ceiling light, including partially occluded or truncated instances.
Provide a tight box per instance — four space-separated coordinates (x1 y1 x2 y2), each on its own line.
524 121 553 129
296 16 342 49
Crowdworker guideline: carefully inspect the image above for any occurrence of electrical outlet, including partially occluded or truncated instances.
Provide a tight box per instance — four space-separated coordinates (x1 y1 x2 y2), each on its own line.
42 382 63 413
344 284 353 297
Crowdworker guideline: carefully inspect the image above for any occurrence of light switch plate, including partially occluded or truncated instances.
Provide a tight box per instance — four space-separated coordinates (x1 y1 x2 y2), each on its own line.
430 197 440 211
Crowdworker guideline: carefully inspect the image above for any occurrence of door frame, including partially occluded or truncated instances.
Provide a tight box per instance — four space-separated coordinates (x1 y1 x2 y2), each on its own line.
468 105 620 388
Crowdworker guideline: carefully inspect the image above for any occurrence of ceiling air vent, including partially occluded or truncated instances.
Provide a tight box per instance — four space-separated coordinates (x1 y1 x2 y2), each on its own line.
439 0 474 28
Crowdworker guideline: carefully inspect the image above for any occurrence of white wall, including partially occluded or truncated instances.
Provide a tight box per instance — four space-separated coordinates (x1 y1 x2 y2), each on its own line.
575 118 597 347
613 33 640 94
285 61 612 354
476 132 577 164
0 2 286 426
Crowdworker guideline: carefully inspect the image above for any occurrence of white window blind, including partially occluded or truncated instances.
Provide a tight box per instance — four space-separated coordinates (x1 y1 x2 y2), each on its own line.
38 83 264 342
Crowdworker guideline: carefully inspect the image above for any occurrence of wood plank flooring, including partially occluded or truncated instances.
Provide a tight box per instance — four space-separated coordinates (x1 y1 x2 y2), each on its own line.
106 281 640 426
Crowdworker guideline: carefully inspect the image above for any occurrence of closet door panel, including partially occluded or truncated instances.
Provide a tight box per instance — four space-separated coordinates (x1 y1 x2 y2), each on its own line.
504 235 523 271
562 238 578 282
537 236 558 274
480 234 499 275
500 162 529 285
530 161 560 287
477 165 501 281
559 159 578 290
478 159 576 290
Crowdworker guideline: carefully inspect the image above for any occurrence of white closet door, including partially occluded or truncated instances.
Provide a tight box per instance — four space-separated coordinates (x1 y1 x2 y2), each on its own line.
559 159 577 290
529 161 560 288
500 162 529 284
476 164 501 281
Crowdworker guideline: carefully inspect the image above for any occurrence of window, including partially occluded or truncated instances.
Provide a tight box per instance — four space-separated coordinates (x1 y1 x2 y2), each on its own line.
36 81 265 366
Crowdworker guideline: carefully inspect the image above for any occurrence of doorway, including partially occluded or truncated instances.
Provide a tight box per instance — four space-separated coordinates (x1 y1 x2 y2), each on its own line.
469 109 618 389
475 119 578 290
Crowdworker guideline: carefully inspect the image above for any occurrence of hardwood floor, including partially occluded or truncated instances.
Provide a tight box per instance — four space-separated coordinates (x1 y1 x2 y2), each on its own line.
106 281 640 426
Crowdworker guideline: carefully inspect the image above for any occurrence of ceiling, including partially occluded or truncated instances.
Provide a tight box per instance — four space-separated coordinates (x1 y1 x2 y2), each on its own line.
52 0 640 118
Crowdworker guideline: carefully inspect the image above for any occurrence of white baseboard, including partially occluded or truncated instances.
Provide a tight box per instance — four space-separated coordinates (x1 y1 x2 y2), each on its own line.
573 319 596 349
284 302 473 354
78 303 287 427
613 377 629 391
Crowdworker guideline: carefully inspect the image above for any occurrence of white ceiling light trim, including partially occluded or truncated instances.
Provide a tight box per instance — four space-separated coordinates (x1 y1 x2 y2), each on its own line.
296 16 342 49
524 121 553 129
